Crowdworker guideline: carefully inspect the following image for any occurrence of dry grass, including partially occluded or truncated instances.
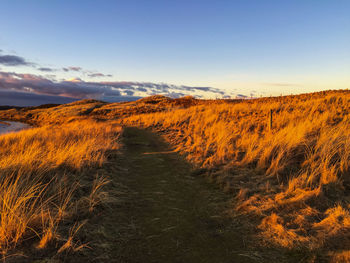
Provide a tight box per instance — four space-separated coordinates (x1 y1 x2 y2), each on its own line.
1 91 350 260
117 90 350 255
0 119 121 257
0 96 219 126
330 250 350 263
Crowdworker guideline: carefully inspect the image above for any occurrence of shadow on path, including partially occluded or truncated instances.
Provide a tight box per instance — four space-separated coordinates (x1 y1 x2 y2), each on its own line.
110 127 256 263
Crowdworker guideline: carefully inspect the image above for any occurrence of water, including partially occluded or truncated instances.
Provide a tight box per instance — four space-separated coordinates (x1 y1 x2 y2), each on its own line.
0 120 31 135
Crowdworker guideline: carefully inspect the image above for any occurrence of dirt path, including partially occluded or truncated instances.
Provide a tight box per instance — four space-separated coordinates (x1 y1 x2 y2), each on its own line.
75 127 297 263
99 127 257 263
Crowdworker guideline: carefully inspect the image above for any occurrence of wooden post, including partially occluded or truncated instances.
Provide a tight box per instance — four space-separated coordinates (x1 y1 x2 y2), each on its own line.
269 109 273 130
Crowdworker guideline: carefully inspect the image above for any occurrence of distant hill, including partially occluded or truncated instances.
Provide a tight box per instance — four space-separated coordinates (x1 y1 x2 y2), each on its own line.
0 105 23 111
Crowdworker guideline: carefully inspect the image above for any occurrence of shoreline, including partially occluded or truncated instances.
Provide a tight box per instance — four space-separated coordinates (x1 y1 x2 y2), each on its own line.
0 120 31 135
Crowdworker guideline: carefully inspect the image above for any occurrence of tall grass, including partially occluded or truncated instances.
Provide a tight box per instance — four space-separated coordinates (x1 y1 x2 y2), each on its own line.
120 91 350 255
1 91 349 260
0 119 121 256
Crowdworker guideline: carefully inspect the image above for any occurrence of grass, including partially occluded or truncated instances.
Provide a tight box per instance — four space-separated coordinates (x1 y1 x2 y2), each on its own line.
1 90 350 261
116 91 350 260
0 119 121 258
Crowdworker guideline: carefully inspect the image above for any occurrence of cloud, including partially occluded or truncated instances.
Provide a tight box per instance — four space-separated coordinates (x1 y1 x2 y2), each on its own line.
0 71 232 106
0 49 234 104
38 67 56 72
0 51 115 82
44 74 57 80
66 77 83 83
0 72 121 99
0 90 77 107
166 92 186 98
0 55 33 66
123 90 134 96
63 66 82 72
0 52 218 104
236 94 248 98
136 87 147 92
88 72 113 78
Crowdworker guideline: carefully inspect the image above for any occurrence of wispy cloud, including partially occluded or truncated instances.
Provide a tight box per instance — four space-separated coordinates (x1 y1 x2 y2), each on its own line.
0 54 33 67
88 72 113 78
63 66 82 72
0 51 115 81
38 67 56 72
0 50 237 105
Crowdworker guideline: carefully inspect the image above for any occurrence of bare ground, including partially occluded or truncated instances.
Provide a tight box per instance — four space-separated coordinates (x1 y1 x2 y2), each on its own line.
66 127 306 263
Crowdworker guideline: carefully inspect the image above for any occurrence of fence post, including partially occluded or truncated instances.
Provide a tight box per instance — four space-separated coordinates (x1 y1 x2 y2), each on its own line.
269 109 273 130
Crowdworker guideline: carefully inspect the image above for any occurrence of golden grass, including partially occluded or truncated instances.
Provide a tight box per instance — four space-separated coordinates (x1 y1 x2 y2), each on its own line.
118 91 350 254
1 91 349 259
330 250 350 263
0 119 121 256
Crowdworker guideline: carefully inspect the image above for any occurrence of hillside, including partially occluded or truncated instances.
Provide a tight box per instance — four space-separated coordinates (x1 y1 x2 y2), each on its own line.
0 90 349 262
0 95 234 125
120 91 350 260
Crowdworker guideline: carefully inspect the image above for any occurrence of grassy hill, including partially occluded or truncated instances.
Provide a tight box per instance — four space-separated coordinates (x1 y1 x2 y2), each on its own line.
120 91 350 259
0 90 349 262
0 119 121 260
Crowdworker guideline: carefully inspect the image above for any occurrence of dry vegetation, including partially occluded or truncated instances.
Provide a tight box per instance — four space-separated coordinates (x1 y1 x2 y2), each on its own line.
0 119 121 259
116 91 350 260
0 96 228 126
1 91 350 261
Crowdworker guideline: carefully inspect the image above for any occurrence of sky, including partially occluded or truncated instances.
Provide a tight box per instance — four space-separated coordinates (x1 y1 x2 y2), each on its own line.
0 0 349 105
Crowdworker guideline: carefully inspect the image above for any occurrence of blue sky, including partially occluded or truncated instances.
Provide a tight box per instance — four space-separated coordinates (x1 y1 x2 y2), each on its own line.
0 0 349 104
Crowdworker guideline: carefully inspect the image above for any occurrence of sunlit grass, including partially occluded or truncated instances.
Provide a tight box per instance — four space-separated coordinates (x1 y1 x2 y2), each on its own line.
0 119 121 256
120 91 350 254
1 91 349 260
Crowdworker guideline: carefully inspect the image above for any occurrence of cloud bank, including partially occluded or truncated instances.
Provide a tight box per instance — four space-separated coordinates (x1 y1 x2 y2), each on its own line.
0 50 238 106
0 90 76 107
0 71 232 106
